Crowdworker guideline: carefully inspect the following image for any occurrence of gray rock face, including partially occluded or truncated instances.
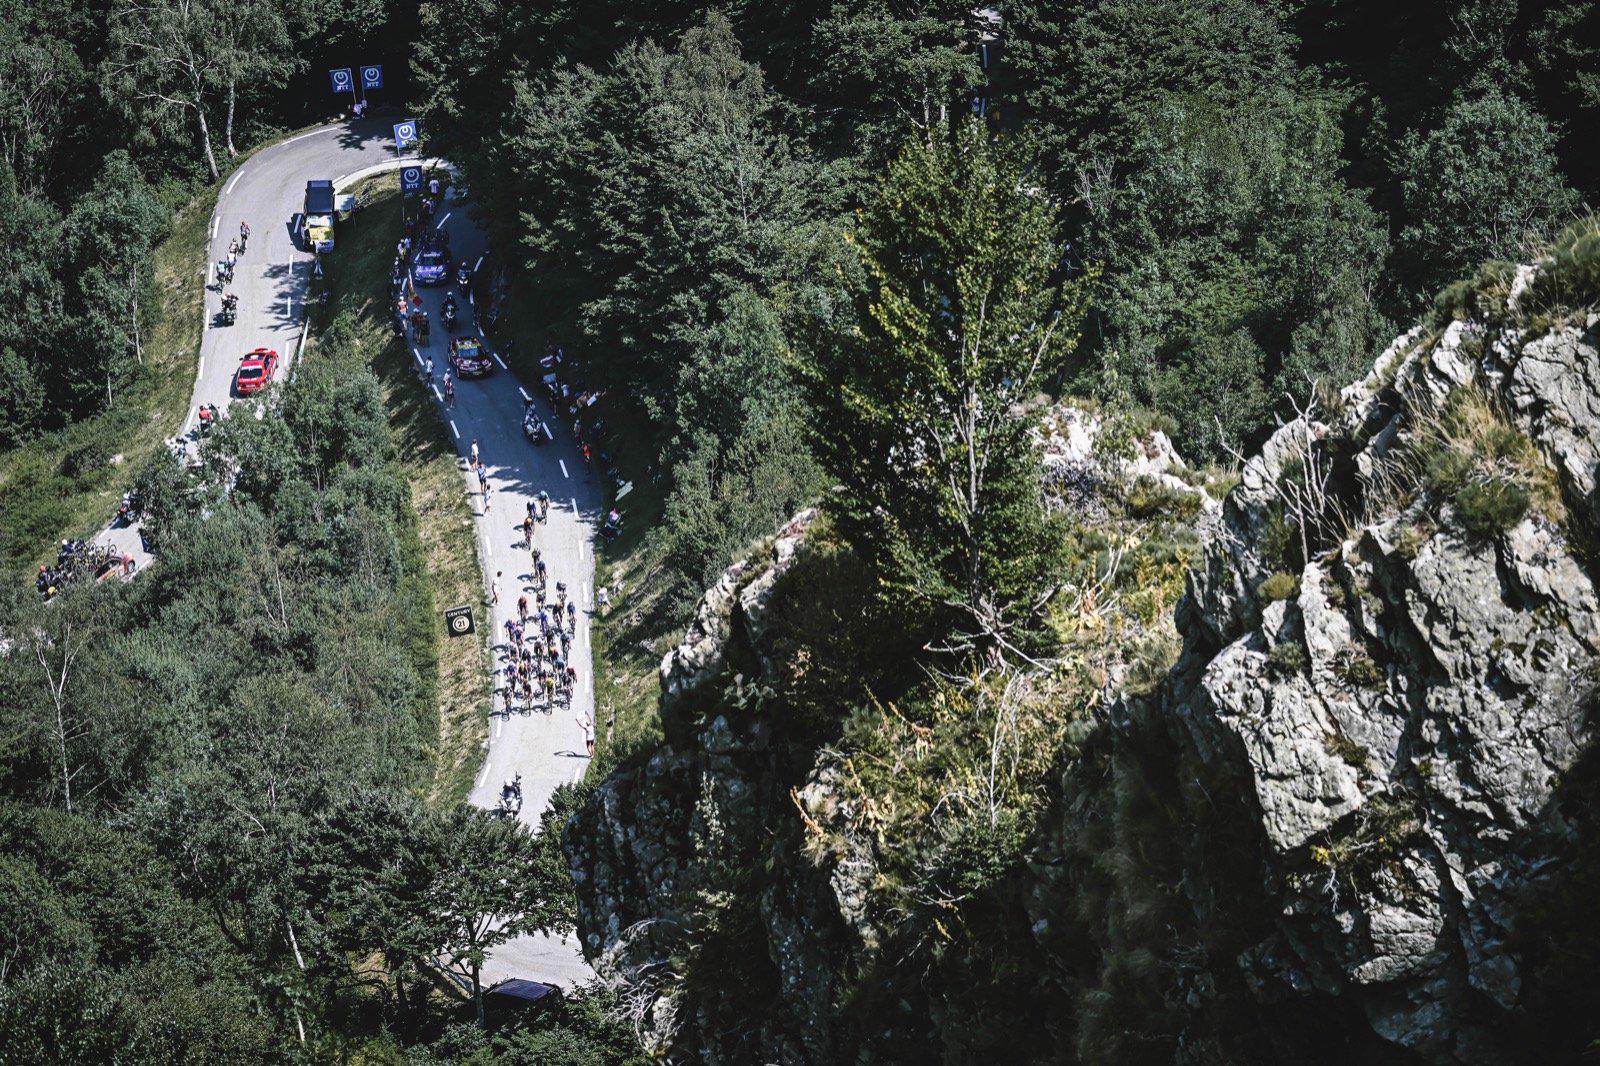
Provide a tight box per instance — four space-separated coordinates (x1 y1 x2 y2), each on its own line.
567 281 1600 1062
1166 285 1600 1058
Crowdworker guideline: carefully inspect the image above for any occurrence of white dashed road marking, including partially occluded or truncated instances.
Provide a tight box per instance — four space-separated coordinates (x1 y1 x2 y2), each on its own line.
449 419 460 439
559 460 569 479
432 385 442 402
518 386 530 401
474 254 484 271
436 211 452 229
493 352 508 370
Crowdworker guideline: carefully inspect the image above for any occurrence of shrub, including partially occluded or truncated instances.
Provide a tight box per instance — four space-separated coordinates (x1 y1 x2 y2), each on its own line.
1525 214 1600 314
1260 504 1299 572
1267 641 1307 676
1415 384 1562 538
1123 476 1202 521
1335 650 1384 689
1124 632 1180 696
1257 571 1300 602
1323 731 1370 769
1432 259 1516 326
1453 476 1533 536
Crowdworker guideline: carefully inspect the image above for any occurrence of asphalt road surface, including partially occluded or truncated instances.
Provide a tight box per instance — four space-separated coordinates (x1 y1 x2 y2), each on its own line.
106 118 409 566
422 203 599 988
108 119 595 987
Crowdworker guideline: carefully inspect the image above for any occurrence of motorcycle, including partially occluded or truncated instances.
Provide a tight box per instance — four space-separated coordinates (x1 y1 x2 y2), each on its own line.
218 293 238 326
456 263 472 292
115 489 141 527
441 300 458 332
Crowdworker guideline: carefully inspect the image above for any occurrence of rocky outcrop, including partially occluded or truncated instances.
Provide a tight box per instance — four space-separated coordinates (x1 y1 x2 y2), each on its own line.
568 255 1600 1063
1159 303 1600 1060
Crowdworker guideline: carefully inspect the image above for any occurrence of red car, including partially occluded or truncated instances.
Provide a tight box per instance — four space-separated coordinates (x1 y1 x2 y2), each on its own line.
235 347 279 395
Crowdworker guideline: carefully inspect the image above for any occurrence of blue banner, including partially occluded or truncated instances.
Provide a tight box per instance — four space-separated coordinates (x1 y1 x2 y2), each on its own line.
329 67 354 94
400 166 423 193
361 64 384 90
393 119 419 151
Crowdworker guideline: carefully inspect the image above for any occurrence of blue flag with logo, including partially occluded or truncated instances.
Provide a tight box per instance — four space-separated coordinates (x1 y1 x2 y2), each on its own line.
361 65 384 90
393 119 419 151
329 68 354 94
400 166 423 193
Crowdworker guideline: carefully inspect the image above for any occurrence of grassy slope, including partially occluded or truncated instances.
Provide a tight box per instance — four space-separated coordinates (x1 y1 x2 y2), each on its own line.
471 265 670 777
310 176 491 805
0 186 210 574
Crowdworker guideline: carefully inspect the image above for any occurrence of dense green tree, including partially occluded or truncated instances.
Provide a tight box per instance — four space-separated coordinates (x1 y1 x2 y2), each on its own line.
59 150 169 409
1070 92 1390 460
0 167 64 442
1007 0 1298 175
0 803 272 1063
0 0 91 193
429 805 572 1024
1394 87 1580 301
801 121 1090 652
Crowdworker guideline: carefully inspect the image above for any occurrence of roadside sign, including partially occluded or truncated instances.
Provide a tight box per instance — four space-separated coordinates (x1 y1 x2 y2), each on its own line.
393 119 419 151
361 64 384 90
400 166 423 193
329 68 354 94
445 604 475 637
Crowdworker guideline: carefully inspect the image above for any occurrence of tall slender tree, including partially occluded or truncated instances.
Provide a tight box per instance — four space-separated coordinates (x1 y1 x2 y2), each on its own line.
800 120 1091 656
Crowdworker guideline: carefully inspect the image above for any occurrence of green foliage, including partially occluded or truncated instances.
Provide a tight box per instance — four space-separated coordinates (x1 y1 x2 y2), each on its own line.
1257 571 1301 603
1261 504 1299 572
0 803 272 1062
800 120 1090 647
1081 92 1389 460
1335 649 1385 689
477 14 827 595
1415 384 1562 538
1267 641 1308 676
1124 631 1181 697
1304 792 1424 899
1525 215 1600 314
1396 89 1580 303
416 984 649 1065
0 316 573 1053
1433 259 1518 325
1123 475 1202 521
1008 0 1297 173
1323 732 1371 769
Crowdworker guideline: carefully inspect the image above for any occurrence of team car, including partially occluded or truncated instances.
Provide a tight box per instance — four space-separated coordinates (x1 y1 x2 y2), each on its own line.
411 232 451 286
450 336 493 378
235 347 279 395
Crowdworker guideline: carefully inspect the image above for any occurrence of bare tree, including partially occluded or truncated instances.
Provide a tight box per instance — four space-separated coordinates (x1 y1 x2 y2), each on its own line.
22 615 88 813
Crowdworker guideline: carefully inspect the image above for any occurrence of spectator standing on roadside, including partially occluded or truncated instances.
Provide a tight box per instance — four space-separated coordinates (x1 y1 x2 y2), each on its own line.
596 586 610 615
578 713 595 758
491 570 502 606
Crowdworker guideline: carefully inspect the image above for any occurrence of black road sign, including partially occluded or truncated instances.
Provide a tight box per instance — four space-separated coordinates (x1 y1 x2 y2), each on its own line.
445 604 475 637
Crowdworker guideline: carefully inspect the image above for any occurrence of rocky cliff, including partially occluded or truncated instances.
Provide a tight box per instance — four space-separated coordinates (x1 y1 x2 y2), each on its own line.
567 233 1600 1063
